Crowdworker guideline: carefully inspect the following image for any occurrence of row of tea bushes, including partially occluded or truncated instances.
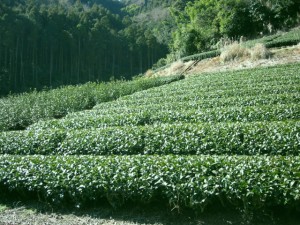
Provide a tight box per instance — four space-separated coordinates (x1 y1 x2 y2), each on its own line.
0 155 299 210
28 103 300 130
1 63 299 213
92 92 300 111
2 121 299 156
0 75 183 131
26 64 300 130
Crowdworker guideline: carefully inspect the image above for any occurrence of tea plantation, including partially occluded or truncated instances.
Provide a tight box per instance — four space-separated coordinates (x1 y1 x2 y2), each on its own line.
0 63 299 213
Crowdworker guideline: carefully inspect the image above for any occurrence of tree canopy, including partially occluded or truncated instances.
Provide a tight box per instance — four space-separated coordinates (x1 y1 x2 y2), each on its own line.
0 0 299 95
169 0 300 57
0 0 168 96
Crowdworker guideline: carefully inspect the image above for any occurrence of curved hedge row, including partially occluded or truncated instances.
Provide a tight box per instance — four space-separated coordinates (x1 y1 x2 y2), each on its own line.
29 103 300 130
0 75 184 131
181 50 221 62
2 121 299 156
0 155 299 210
26 64 300 131
94 92 300 111
119 83 300 101
123 69 300 100
244 28 300 48
1 63 299 213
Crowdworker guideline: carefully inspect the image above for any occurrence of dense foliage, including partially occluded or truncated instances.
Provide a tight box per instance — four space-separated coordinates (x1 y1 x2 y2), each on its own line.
0 75 183 131
1 121 299 155
0 0 299 213
170 0 300 56
0 63 299 213
1 0 299 95
28 64 300 130
1 155 299 210
0 0 168 96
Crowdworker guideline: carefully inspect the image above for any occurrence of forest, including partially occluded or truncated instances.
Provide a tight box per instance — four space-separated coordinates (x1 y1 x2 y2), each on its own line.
0 0 168 95
0 0 299 96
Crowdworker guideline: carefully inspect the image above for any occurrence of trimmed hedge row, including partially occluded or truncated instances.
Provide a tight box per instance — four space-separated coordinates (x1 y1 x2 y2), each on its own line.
95 92 300 111
0 75 184 131
181 50 221 62
1 121 299 156
121 64 300 100
25 63 300 131
29 103 300 130
0 155 299 210
114 87 300 109
265 38 300 48
243 28 300 49
243 34 281 48
265 29 300 48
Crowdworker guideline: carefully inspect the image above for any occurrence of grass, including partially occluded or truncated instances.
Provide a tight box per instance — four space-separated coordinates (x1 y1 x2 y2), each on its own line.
220 42 249 62
250 43 272 60
220 42 273 63
152 27 300 76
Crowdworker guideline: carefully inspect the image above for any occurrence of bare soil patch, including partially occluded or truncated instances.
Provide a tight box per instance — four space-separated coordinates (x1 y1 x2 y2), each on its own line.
153 44 300 77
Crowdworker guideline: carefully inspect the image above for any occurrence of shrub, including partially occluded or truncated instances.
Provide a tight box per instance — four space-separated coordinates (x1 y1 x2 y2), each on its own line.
1 121 299 156
0 155 299 211
0 75 184 131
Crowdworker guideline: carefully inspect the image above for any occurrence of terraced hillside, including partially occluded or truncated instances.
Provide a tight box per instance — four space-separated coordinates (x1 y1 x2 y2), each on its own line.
0 63 299 213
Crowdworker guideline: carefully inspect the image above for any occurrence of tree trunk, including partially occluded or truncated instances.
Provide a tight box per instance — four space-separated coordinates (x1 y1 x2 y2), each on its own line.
77 38 81 83
50 46 53 87
9 50 13 91
20 37 24 90
130 51 133 76
15 37 19 91
139 51 143 74
112 52 115 78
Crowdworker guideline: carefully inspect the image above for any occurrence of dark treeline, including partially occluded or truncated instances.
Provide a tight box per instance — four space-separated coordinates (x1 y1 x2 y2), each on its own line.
1 0 299 95
0 0 168 96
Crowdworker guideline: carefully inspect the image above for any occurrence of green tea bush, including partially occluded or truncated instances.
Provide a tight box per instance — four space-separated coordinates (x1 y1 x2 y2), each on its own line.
0 75 183 131
27 64 300 130
244 28 300 48
2 121 299 156
1 63 299 213
0 155 299 210
181 50 221 62
28 103 300 130
98 92 300 110
0 129 66 155
0 84 97 131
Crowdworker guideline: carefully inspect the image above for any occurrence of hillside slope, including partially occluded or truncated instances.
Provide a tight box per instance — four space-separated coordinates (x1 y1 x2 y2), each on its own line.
153 43 300 77
1 62 300 224
151 27 300 77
